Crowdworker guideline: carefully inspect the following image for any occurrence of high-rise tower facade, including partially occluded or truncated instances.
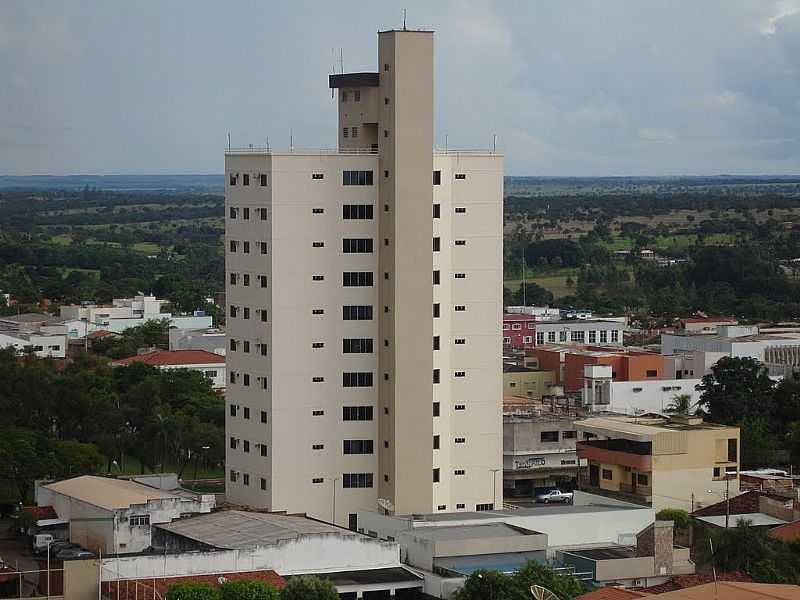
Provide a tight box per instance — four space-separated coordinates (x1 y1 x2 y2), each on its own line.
225 29 503 527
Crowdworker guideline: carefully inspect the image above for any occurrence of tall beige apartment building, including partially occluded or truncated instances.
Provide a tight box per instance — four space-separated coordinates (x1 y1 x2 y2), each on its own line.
225 29 503 528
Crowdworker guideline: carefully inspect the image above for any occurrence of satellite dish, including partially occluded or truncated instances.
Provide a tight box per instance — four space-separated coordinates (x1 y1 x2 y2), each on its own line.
530 585 560 600
217 577 228 585
377 498 395 513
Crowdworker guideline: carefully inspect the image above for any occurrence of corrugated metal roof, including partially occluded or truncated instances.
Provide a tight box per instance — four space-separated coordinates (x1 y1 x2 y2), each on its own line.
43 476 176 511
155 511 355 549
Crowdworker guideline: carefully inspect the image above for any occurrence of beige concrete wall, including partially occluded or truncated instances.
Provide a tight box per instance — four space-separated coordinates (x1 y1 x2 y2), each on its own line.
64 560 100 600
503 370 556 397
377 30 435 515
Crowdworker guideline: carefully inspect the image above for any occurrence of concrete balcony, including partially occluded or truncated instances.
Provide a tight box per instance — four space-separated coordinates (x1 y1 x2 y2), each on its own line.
577 441 652 471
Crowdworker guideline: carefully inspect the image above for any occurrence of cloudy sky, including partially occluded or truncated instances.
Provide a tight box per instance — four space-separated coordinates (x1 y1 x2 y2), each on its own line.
1 1 799 176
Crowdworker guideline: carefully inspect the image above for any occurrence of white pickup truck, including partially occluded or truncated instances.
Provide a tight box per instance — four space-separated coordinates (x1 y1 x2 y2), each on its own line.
534 489 574 504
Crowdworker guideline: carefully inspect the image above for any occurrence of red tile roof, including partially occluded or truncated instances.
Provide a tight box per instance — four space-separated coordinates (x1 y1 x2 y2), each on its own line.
769 519 800 542
102 570 285 600
88 329 117 339
691 490 787 517
577 587 651 599
112 349 224 367
641 571 753 594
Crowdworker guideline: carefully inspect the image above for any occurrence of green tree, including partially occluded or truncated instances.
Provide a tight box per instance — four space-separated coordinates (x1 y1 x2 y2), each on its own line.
656 508 691 531
0 427 54 502
664 393 693 415
279 576 338 600
455 570 516 600
165 583 221 600
739 417 778 469
696 357 775 425
513 561 588 600
51 440 104 478
220 581 279 600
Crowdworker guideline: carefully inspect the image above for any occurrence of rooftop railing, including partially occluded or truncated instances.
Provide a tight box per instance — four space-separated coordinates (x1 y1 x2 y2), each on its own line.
225 146 502 156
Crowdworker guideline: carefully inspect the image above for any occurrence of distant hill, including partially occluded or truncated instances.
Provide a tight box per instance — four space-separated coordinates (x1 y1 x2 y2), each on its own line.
0 174 224 193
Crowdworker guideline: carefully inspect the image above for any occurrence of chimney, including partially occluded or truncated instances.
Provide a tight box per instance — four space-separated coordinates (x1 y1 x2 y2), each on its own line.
636 521 674 577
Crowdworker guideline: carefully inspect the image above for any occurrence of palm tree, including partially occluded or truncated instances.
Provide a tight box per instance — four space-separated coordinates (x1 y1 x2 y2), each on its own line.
665 393 693 415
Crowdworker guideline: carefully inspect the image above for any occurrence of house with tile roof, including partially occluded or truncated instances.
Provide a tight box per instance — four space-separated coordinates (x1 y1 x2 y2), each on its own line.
111 349 226 389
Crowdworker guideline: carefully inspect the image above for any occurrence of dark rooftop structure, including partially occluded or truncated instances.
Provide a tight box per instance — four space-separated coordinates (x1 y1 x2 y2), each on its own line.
329 72 380 88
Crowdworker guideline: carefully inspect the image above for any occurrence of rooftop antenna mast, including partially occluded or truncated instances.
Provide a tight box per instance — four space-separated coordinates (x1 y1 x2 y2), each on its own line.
403 8 407 30
339 48 344 74
227 132 231 152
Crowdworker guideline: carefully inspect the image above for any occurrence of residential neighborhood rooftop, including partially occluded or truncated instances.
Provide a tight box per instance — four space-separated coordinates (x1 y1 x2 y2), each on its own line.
42 475 176 511
155 510 355 550
111 349 225 367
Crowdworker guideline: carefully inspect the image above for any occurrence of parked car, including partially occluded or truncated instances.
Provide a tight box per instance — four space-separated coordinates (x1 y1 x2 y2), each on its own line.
54 548 95 560
535 489 573 504
38 541 77 557
32 534 54 555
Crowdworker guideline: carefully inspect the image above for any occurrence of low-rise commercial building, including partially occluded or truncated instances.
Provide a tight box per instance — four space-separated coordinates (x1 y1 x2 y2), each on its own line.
582 365 702 415
503 414 582 497
576 415 740 511
503 313 537 350
533 320 625 348
503 364 556 398
35 475 215 554
0 313 68 358
559 521 694 589
679 317 738 335
662 325 800 363
111 349 226 389
534 345 663 392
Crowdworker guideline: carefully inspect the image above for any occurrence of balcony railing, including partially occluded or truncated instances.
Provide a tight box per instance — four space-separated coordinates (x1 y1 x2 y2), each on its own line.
225 146 378 155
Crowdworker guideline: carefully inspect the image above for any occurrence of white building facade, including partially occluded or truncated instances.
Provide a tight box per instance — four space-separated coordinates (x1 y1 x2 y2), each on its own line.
225 30 503 526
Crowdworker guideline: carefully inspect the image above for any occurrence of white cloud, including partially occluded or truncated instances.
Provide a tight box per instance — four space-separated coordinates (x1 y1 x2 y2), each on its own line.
638 128 676 143
761 0 800 35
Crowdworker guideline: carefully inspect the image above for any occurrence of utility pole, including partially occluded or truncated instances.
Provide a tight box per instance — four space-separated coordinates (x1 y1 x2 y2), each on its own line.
725 476 730 529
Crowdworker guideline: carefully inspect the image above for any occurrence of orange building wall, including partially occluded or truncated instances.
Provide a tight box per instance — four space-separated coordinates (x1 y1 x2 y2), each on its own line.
622 353 665 381
532 349 563 384
564 354 623 391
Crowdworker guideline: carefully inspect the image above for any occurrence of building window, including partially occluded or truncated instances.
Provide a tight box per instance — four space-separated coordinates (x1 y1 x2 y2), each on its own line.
454 437 466 444
512 323 522 330
260 478 267 490
242 274 250 286
261 411 267 423
243 241 250 254
243 407 250 419
433 270 440 285
602 469 613 480
350 126 358 138
454 371 466 378
455 207 466 214
599 330 608 343
312 444 324 450
343 127 349 138
454 469 466 476
588 330 597 344
312 208 324 214
728 438 738 462
343 305 373 320
260 174 267 186
433 237 441 252
259 242 268 254
536 332 545 345
312 275 324 281
504 337 511 344
129 515 150 527
433 402 440 417
455 240 466 246
312 342 324 349
243 374 250 386
243 440 250 453
243 307 250 319
343 272 373 287
229 174 237 186
343 338 373 353
563 430 577 439
541 431 559 442
456 503 465 509
637 474 649 486
476 503 494 512
343 406 373 421
455 305 466 312
342 170 374 186
312 173 324 180
341 91 348 102
229 240 238 253
548 331 557 343
243 174 249 186
312 410 324 416
433 369 440 384
527 322 535 330
455 338 466 345
343 238 374 253
342 473 373 488
243 207 250 220
433 303 440 318
454 173 466 180
312 478 324 484
433 204 441 218
433 170 441 185
312 377 324 383
229 207 238 219
259 207 268 220
343 204 373 219
611 330 620 343
343 440 374 455
646 370 658 377
454 404 466 411
343 372 373 387
384 97 390 105
433 336 440 351
433 435 440 450
559 331 568 342
433 468 440 483
454 273 466 279
229 404 237 417
259 445 268 458
437 505 447 511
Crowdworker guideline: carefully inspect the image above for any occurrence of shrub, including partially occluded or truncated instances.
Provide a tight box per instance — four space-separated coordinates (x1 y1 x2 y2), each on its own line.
279 576 338 600
220 581 279 600
165 583 221 600
656 508 691 531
